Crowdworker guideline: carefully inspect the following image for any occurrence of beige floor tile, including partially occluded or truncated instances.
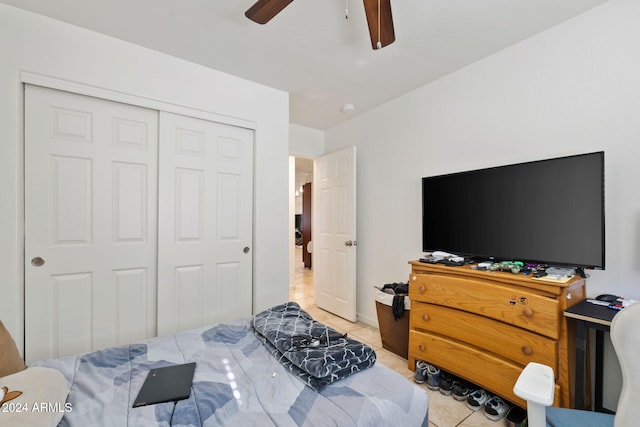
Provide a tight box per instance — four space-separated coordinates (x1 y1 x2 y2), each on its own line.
294 296 315 310
348 325 383 349
375 348 413 378
457 409 505 426
322 316 369 334
304 305 334 322
288 289 309 301
421 388 474 427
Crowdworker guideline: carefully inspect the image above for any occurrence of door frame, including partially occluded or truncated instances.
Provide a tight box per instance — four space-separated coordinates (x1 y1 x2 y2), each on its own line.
289 156 315 287
21 72 256 130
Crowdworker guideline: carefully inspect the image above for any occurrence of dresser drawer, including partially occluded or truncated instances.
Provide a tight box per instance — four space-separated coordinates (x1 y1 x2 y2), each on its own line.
411 302 558 369
409 273 560 338
409 330 561 408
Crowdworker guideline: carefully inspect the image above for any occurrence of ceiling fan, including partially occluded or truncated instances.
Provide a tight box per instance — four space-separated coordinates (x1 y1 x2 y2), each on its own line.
245 0 395 50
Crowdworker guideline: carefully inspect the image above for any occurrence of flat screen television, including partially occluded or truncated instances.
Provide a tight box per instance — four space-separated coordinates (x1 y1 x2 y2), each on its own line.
422 151 605 270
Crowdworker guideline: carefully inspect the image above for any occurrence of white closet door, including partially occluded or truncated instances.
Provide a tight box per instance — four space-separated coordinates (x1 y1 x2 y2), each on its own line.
24 85 158 363
157 112 254 335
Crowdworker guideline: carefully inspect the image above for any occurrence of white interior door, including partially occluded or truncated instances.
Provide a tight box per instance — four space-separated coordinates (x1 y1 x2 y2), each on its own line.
157 112 254 335
313 146 357 321
24 85 158 363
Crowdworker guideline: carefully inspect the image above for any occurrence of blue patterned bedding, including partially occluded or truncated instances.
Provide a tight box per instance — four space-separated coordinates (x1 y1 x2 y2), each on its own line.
33 308 429 426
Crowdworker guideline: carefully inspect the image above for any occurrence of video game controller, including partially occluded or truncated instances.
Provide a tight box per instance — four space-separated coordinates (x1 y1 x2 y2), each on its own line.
488 261 524 274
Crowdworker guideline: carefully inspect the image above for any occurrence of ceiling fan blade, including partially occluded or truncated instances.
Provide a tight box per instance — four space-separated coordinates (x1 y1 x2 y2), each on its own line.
245 0 295 24
363 0 395 50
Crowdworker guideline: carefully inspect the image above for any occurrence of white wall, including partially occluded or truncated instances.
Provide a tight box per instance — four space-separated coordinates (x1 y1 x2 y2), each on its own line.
0 4 290 353
326 0 639 408
290 124 324 216
290 124 325 158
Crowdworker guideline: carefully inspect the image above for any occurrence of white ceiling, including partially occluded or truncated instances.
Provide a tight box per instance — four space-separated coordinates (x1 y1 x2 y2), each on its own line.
2 0 609 130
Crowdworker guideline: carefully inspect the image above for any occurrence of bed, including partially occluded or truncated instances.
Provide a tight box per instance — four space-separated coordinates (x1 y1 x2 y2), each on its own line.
9 302 429 426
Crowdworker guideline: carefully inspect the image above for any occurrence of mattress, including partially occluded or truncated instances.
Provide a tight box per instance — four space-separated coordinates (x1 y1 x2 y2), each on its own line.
33 311 429 426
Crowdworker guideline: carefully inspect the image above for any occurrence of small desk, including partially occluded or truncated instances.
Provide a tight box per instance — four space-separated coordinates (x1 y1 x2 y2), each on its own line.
564 300 618 413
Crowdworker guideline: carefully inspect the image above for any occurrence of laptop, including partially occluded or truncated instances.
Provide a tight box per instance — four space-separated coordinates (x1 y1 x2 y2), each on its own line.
132 362 196 408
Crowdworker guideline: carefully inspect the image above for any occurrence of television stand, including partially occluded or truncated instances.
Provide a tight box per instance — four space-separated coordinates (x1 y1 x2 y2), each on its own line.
407 260 586 408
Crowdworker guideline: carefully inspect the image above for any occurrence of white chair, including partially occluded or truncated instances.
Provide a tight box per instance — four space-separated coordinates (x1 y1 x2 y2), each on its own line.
513 301 640 427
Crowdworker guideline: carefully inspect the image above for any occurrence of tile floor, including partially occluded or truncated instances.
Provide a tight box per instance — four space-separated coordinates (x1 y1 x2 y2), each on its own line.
289 248 506 427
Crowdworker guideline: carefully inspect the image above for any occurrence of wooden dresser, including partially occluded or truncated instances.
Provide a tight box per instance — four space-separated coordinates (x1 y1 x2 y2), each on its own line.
408 260 586 408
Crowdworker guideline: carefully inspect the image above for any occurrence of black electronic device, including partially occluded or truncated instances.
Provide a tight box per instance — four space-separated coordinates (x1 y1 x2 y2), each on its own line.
133 362 196 408
422 152 605 270
440 259 465 267
595 294 619 303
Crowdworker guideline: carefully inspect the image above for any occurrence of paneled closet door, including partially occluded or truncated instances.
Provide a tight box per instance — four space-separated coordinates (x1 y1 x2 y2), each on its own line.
24 85 158 363
157 112 254 335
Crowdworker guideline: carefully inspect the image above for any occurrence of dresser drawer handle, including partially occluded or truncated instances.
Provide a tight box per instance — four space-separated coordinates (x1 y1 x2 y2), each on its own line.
421 314 429 321
521 345 533 355
418 344 425 352
419 286 426 293
523 307 534 317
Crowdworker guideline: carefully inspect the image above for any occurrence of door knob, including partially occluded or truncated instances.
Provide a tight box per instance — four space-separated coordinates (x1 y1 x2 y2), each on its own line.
31 257 46 267
345 240 357 247
243 246 251 254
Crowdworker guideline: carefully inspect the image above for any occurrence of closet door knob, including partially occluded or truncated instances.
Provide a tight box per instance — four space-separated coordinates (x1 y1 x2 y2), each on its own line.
243 247 251 254
31 257 45 267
